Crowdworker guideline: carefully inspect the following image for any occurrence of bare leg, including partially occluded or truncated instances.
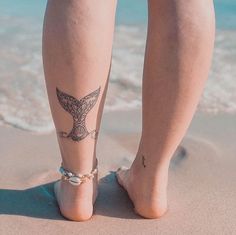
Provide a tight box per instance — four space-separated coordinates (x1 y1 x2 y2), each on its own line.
42 0 116 221
117 0 215 218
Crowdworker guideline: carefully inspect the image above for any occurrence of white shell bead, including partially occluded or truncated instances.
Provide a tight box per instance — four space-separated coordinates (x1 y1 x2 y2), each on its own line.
69 176 82 186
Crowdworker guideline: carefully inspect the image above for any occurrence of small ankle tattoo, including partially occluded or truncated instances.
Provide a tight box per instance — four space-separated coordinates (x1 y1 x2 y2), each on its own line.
56 86 101 142
142 154 146 168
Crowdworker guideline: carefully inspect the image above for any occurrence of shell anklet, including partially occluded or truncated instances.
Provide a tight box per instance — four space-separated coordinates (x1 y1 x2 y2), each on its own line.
59 160 98 186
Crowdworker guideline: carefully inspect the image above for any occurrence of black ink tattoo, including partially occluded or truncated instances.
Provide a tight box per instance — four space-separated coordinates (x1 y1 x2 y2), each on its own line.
56 86 101 142
142 154 146 168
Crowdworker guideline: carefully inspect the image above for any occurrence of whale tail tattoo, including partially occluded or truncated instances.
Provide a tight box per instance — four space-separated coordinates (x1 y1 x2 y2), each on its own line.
56 86 101 142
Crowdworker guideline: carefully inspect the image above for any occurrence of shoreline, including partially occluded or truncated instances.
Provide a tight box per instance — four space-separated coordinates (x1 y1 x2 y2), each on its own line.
0 108 235 134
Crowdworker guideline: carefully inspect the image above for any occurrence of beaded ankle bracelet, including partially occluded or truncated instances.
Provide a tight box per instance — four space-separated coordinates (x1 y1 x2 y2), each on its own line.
59 160 98 186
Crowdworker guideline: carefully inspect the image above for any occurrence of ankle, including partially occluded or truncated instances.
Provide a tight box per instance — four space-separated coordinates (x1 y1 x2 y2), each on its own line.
61 157 98 175
131 153 170 178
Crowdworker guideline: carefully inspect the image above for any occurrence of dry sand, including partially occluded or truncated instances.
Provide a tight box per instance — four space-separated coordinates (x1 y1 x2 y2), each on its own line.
0 109 235 235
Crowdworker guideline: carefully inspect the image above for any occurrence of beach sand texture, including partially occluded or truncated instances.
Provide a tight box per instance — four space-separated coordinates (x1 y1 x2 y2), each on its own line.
0 109 235 235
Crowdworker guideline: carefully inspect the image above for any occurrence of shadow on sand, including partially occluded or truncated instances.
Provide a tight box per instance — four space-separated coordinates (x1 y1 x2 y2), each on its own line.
0 146 187 220
0 174 139 220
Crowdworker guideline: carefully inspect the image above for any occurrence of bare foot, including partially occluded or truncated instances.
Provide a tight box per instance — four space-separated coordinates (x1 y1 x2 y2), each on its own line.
54 175 98 221
116 163 169 219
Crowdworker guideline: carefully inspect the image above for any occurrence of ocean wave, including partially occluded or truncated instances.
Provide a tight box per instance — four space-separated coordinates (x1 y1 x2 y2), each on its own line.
0 16 235 133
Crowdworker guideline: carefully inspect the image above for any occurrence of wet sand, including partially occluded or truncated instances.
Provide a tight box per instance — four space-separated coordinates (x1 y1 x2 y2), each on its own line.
0 109 235 235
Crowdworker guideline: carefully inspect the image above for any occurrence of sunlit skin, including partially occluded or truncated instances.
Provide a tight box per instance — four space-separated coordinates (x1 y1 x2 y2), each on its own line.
42 0 215 221
43 0 116 221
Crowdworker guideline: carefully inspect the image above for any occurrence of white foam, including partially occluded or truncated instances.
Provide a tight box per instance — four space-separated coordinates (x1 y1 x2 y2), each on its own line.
0 15 235 133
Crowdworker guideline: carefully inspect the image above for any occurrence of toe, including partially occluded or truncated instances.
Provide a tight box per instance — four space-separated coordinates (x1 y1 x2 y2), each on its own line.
116 166 129 188
117 166 129 172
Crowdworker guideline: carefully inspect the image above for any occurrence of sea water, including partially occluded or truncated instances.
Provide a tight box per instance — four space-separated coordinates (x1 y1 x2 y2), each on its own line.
0 0 235 132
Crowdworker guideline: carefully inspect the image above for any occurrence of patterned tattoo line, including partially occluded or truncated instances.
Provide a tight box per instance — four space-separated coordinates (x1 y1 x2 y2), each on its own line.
56 86 101 142
142 154 146 168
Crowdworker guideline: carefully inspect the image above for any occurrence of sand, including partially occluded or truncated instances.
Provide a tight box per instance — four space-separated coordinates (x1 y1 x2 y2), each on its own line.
0 109 236 235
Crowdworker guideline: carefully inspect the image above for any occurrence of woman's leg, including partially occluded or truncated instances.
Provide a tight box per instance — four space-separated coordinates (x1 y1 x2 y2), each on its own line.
42 0 117 221
117 0 215 218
